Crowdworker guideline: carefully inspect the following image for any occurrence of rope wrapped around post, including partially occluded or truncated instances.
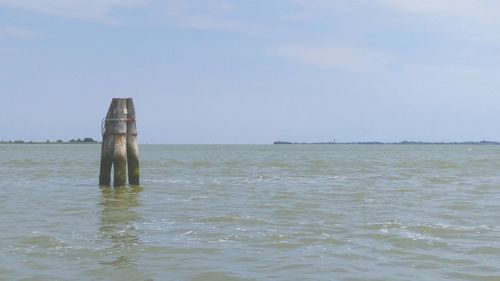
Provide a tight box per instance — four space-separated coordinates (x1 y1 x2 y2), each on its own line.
99 98 140 186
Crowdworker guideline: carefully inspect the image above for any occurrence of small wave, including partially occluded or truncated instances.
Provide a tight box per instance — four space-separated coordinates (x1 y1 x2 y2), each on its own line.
19 234 68 249
366 221 405 231
446 272 500 281
468 246 500 255
6 159 43 166
432 223 498 232
201 215 270 225
428 160 460 169
189 271 253 281
191 161 213 168
182 196 209 201
202 215 241 223
143 178 192 184
369 221 445 246
180 230 194 236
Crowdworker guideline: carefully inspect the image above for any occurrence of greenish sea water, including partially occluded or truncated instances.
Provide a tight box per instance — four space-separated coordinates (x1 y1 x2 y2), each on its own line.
1 144 500 281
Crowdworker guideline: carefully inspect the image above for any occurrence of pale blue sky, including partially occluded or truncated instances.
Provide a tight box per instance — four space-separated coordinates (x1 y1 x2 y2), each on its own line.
2 0 500 144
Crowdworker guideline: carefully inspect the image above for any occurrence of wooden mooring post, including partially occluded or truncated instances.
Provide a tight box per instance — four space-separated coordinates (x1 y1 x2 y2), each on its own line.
99 98 140 186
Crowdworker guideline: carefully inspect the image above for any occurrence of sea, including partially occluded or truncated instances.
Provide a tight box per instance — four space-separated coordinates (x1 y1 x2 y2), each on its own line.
1 144 500 281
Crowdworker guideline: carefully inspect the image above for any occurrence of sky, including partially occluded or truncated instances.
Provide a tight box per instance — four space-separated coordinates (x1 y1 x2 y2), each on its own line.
2 0 500 144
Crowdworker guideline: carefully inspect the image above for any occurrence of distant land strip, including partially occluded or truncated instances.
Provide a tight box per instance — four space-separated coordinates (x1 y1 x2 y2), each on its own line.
0 138 99 144
273 140 500 145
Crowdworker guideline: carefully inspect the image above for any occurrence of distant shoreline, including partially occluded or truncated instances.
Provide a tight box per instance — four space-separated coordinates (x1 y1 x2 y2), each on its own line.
273 140 500 145
2 140 499 145
0 138 99 144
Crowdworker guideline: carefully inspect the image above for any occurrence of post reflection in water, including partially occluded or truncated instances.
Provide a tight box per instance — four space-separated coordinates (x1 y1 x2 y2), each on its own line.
98 186 143 269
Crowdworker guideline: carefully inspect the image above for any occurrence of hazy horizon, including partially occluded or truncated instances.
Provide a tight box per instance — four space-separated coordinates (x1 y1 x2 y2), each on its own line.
2 138 500 145
2 1 500 144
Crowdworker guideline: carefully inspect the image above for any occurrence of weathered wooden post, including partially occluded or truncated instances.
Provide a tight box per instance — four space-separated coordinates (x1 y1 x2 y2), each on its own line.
99 99 117 186
126 98 140 185
99 98 140 187
112 98 128 186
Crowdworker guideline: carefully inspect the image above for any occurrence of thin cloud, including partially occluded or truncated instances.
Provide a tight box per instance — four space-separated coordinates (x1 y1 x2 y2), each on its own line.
270 45 399 74
278 12 316 22
0 0 148 24
0 26 42 39
163 1 254 34
381 0 495 19
289 0 500 40
403 63 486 77
292 0 500 23
171 14 249 33
380 0 500 32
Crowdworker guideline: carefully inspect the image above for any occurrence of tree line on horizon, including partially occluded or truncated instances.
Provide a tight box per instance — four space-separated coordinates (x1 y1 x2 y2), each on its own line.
0 137 98 144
